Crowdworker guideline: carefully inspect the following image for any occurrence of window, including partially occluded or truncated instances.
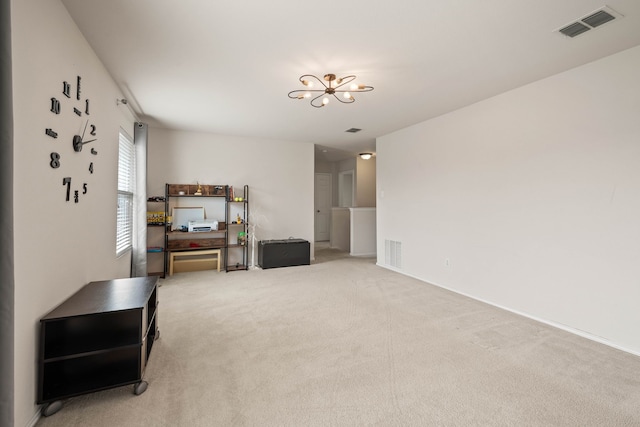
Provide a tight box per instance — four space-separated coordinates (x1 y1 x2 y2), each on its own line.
116 130 135 256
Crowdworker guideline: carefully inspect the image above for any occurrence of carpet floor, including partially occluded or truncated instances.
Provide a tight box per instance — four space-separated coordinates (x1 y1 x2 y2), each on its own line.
36 244 640 426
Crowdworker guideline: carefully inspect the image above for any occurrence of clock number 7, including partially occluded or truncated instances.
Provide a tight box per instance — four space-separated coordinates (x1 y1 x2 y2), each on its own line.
62 177 71 202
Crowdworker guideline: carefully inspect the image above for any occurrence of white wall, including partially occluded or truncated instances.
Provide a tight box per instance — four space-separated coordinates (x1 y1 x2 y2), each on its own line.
146 128 315 269
356 157 376 207
377 45 640 354
350 208 376 256
11 0 135 425
330 208 350 251
314 158 333 174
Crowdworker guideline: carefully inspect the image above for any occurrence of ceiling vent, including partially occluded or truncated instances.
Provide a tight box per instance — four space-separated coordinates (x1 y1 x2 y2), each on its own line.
559 22 591 38
582 10 616 27
557 6 622 38
345 128 362 133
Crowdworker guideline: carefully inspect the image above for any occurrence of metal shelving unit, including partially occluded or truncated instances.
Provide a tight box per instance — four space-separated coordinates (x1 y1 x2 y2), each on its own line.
225 185 249 272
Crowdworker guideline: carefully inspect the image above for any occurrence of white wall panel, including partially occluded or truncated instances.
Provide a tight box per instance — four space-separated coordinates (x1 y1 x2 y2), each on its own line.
12 0 135 424
377 45 640 354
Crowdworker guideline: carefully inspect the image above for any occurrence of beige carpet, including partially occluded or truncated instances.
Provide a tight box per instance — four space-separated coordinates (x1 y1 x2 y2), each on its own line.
36 245 640 426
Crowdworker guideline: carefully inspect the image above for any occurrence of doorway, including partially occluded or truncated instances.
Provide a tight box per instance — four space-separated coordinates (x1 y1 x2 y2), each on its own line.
338 170 354 207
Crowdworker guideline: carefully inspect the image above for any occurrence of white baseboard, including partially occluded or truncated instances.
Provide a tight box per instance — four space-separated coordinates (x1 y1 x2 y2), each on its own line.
350 252 376 257
26 407 40 427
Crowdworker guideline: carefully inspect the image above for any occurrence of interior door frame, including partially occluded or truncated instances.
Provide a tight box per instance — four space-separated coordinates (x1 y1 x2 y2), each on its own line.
338 169 355 207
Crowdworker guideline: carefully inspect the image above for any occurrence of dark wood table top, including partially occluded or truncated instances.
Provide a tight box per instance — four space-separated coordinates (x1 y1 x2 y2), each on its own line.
41 276 158 320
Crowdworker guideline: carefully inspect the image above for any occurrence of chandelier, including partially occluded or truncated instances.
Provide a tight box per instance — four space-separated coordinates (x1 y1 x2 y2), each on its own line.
288 73 373 108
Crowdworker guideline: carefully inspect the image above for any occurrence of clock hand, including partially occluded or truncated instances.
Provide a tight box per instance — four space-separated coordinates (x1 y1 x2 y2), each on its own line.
81 120 88 141
72 134 96 152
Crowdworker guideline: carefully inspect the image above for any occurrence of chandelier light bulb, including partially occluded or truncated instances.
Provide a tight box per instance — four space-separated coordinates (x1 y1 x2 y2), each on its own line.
322 97 329 105
302 80 313 87
304 92 311 98
343 92 352 99
350 83 358 91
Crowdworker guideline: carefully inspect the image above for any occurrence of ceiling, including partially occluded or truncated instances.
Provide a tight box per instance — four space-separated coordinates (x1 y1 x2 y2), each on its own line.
61 0 640 162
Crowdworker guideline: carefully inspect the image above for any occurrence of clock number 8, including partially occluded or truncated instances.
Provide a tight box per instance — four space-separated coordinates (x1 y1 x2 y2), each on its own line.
50 152 60 168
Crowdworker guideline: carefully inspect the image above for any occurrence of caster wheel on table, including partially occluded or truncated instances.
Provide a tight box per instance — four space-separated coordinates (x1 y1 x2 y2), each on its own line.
133 380 148 395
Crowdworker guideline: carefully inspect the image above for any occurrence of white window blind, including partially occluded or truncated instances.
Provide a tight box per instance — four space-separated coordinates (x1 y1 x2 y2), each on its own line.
116 130 135 256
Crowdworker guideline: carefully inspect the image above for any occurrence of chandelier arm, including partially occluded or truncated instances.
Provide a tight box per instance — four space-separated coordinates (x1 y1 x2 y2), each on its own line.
333 75 356 90
300 74 329 90
310 93 327 108
333 93 355 104
288 89 327 99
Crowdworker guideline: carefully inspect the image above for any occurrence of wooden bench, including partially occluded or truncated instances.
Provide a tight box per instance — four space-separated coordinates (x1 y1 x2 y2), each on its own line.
169 249 221 276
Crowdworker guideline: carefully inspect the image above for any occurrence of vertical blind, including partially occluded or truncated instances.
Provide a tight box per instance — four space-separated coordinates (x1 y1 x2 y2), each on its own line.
116 130 135 256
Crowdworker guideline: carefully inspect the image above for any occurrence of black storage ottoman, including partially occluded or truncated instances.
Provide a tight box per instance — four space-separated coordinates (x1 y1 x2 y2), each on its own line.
258 239 310 269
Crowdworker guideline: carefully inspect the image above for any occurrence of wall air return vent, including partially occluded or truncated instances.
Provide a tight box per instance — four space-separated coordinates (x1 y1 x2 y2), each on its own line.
385 239 402 269
556 6 622 38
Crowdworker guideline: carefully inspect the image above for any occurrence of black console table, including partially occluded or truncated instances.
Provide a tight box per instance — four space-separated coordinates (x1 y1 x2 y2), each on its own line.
37 276 159 416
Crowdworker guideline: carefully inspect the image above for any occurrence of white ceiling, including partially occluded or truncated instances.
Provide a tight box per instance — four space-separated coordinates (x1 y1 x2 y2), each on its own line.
61 0 640 162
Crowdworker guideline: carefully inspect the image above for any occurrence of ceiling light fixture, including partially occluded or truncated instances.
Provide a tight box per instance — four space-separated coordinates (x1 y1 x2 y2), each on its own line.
359 153 373 160
288 73 373 108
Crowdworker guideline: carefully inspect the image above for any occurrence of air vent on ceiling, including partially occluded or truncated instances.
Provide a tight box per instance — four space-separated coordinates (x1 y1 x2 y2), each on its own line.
557 6 622 38
582 10 616 27
559 22 591 38
345 128 362 133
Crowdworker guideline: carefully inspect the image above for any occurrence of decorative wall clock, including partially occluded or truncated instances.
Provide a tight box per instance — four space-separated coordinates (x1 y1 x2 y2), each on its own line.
47 75 98 203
